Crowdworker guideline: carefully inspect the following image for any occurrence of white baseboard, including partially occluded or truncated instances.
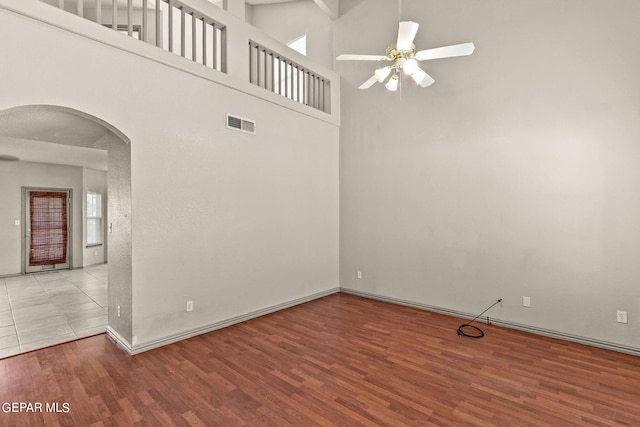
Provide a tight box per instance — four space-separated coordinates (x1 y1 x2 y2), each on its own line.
107 286 639 357
121 287 340 356
341 288 640 357
106 326 134 354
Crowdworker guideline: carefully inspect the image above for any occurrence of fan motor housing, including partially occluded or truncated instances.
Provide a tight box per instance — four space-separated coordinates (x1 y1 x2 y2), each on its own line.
386 44 416 63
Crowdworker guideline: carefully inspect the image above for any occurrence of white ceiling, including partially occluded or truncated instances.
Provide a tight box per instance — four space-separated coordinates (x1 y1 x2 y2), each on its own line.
44 0 297 10
0 109 111 171
0 136 108 171
246 0 299 4
207 0 300 5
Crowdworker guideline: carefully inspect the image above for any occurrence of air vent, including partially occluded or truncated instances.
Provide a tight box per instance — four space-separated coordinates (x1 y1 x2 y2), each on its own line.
226 114 256 135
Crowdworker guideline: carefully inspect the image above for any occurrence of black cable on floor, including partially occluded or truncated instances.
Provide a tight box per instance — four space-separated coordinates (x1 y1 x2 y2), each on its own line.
457 299 502 339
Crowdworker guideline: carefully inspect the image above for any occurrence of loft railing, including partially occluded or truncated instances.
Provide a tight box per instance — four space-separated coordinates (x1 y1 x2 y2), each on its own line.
33 0 336 117
41 0 226 72
249 41 330 114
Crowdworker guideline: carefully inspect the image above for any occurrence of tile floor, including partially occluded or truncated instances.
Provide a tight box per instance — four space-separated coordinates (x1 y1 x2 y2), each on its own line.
0 263 107 359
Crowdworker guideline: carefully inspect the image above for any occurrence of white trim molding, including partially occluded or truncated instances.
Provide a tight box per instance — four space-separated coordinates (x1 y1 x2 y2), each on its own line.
112 287 340 356
106 326 134 354
341 288 640 357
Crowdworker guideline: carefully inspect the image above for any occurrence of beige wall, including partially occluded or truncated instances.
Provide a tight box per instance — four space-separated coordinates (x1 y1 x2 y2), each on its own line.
0 1 339 351
337 0 640 351
107 133 133 343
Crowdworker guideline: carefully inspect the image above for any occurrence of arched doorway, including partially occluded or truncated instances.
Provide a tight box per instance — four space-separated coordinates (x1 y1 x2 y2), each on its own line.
0 105 131 358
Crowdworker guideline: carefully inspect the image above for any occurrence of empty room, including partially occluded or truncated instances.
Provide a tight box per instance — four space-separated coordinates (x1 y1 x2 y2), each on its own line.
1 0 639 425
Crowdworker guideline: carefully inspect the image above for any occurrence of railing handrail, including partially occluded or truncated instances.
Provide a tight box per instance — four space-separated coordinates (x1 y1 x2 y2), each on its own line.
249 40 331 113
9 0 339 124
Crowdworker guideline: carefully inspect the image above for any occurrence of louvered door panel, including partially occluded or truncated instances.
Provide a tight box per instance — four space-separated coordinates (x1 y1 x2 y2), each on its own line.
26 191 70 271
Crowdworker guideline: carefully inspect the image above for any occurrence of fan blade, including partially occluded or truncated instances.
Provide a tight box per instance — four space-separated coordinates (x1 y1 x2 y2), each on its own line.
414 42 475 61
336 54 387 61
397 21 419 51
359 74 379 89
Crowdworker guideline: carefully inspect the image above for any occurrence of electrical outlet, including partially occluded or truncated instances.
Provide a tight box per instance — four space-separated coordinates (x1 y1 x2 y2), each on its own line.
522 296 531 308
617 310 628 324
117 305 121 317
186 300 193 312
357 271 362 279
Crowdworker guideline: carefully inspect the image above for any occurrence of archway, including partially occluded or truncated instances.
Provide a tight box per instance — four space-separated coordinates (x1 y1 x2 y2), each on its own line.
0 104 132 357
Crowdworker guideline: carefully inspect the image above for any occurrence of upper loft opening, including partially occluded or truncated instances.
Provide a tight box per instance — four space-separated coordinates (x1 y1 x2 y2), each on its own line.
288 34 307 56
20 0 338 120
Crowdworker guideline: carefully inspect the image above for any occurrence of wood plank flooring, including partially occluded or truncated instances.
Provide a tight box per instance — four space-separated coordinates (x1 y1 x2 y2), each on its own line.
1 293 639 426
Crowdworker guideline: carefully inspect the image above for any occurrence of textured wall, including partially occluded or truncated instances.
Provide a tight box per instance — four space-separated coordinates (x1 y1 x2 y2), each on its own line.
337 0 640 350
107 134 132 343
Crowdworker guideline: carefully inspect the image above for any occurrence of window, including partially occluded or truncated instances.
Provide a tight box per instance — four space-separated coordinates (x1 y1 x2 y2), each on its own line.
87 192 102 246
288 34 307 56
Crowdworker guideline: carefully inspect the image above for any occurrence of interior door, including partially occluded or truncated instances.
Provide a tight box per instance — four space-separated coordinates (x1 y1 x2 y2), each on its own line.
24 189 71 273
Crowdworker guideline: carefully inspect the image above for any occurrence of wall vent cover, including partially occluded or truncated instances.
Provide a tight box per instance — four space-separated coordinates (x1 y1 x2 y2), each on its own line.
226 114 256 135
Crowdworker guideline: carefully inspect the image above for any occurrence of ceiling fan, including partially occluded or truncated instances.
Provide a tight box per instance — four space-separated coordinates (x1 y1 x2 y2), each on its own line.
336 21 475 91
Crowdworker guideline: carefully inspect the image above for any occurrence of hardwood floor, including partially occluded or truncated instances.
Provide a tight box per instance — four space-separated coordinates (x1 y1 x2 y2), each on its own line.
1 293 639 426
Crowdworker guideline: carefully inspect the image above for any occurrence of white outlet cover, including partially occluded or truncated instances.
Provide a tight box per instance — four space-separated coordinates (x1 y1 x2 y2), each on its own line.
523 296 531 308
617 310 628 324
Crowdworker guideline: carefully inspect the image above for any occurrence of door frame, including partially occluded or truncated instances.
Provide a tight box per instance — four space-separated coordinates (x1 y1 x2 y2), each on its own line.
21 187 73 274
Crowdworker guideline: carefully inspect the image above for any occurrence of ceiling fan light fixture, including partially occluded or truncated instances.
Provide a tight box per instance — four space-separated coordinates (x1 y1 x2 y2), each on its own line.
337 21 474 92
385 74 399 91
403 58 419 75
410 68 427 84
374 66 392 83
418 73 436 88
